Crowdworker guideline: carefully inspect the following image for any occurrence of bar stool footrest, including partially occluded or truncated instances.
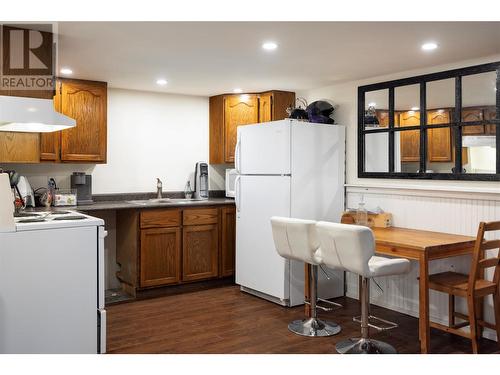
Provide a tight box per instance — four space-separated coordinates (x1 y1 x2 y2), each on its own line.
304 298 343 312
353 315 398 331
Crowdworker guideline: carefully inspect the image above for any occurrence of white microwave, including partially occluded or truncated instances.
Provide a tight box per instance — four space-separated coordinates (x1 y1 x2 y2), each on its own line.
225 168 237 198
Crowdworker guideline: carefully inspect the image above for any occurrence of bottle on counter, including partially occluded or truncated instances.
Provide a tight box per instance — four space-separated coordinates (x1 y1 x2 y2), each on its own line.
184 181 193 199
356 195 368 227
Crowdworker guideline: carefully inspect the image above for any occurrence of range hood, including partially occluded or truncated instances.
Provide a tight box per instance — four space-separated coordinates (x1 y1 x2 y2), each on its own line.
462 135 496 148
0 95 76 133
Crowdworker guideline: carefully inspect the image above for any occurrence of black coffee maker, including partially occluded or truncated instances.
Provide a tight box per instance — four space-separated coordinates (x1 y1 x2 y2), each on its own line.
70 172 93 205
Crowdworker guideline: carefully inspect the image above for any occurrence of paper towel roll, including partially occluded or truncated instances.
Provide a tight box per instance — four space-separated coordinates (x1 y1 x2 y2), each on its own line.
0 173 15 232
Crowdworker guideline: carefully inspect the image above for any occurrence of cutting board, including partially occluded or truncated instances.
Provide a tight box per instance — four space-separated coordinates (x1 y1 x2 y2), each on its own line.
0 173 15 232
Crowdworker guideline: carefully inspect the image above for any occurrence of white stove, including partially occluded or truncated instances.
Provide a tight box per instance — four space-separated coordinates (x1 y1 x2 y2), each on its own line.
0 209 107 353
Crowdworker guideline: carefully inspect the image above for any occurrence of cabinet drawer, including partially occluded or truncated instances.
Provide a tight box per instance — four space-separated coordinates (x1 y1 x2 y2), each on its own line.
140 209 181 229
183 208 218 226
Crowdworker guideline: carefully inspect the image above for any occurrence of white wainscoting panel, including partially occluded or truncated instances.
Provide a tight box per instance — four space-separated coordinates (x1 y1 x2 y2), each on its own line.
346 186 500 341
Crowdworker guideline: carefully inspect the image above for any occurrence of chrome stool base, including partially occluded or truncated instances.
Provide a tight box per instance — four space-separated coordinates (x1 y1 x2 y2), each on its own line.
336 338 396 354
288 317 341 337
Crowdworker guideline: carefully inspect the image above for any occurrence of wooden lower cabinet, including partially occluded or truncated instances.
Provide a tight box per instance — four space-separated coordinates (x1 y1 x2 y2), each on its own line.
220 206 236 277
182 224 219 282
140 227 181 287
116 205 236 295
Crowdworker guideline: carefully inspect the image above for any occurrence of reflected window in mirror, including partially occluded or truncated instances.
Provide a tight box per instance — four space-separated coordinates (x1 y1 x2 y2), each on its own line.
358 61 500 181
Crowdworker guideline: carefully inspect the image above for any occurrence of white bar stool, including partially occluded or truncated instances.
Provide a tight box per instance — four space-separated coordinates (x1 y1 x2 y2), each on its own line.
316 222 410 354
271 216 341 337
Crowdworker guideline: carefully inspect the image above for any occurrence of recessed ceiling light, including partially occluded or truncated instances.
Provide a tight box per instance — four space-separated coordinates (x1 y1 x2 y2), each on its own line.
262 41 278 51
156 79 168 86
411 106 420 111
60 68 73 75
421 42 438 51
368 102 376 107
233 88 243 93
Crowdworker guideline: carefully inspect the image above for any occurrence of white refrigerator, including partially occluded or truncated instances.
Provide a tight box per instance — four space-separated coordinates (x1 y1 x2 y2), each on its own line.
234 119 345 306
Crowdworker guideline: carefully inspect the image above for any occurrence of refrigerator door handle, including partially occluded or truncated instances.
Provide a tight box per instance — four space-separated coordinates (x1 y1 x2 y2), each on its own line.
235 175 241 212
235 135 241 173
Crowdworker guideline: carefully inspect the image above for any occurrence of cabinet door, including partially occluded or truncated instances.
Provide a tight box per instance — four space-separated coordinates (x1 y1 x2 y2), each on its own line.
224 94 258 163
258 93 273 123
399 111 420 162
0 90 50 163
220 206 236 277
40 82 62 161
0 132 40 163
140 227 181 287
182 224 219 282
59 79 107 162
271 91 295 120
427 110 452 162
461 109 484 135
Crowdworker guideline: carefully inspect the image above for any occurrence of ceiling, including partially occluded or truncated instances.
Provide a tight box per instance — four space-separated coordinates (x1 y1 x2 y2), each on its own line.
56 22 500 96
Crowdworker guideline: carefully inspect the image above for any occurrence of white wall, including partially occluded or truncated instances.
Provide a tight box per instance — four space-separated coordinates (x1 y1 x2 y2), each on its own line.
298 53 500 192
6 88 226 194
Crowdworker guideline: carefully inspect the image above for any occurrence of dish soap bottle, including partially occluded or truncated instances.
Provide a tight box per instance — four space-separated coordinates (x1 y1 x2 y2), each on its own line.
356 195 368 227
184 181 193 199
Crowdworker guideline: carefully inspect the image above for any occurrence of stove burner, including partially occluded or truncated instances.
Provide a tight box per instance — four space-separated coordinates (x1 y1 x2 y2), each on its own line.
50 210 72 215
17 218 47 223
14 212 42 218
52 215 86 221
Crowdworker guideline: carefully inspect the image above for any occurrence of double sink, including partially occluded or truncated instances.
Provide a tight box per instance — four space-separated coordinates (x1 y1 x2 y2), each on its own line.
126 198 206 206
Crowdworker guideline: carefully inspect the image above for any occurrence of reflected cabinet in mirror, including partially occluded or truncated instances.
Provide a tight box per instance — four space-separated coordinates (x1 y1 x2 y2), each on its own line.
358 61 500 180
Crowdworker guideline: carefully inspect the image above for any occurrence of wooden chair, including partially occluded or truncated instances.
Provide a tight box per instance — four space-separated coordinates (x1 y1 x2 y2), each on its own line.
428 221 500 353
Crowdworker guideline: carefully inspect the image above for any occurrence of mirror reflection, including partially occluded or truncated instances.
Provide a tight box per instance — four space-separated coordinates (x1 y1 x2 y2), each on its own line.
364 89 389 128
395 84 420 172
364 132 400 173
361 66 498 177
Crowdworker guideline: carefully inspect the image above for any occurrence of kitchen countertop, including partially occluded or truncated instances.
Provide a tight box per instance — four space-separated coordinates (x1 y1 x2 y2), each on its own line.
22 191 234 213
77 197 235 211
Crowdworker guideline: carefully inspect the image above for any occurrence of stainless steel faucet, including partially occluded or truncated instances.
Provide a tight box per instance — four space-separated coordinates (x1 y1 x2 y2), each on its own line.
156 178 162 199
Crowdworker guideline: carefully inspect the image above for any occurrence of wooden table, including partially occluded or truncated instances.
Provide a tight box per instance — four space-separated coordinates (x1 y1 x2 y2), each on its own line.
305 226 477 354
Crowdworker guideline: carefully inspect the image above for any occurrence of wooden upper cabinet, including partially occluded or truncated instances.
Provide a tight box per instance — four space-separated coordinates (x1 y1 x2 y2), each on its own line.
461 108 484 135
58 78 107 162
0 90 51 163
224 94 259 163
399 111 420 162
268 91 295 120
209 90 295 164
40 84 61 162
427 110 452 162
259 92 273 123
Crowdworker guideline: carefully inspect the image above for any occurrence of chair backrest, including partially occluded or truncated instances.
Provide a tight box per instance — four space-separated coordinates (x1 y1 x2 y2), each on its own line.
316 221 375 277
468 221 500 291
270 216 320 264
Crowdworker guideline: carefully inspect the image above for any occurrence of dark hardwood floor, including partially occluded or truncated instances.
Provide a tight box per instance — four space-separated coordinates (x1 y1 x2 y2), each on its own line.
106 285 499 354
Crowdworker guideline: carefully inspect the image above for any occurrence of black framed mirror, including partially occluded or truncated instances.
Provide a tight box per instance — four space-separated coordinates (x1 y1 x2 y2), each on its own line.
358 62 500 180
